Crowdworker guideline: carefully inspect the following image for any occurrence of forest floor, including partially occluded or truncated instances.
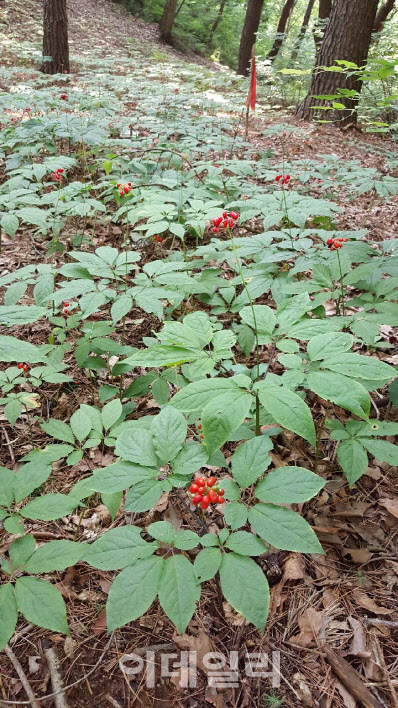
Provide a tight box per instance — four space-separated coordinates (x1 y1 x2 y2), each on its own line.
0 0 397 707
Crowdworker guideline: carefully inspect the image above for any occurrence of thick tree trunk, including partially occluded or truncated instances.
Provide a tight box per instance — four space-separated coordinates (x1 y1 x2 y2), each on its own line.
290 0 316 63
373 0 395 32
41 0 69 74
313 0 333 50
208 0 228 46
267 0 296 62
237 0 264 76
159 0 178 44
296 0 378 124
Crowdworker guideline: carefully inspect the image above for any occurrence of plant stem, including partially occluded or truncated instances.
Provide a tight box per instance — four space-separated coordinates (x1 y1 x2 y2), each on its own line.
336 249 346 316
227 226 261 435
73 504 87 541
24 406 34 447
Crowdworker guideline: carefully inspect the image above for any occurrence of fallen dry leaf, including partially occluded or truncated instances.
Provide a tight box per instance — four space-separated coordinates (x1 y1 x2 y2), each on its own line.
204 685 227 708
379 498 398 518
335 680 357 708
164 505 183 532
64 637 77 659
291 608 324 648
292 672 314 706
173 629 215 675
92 608 107 635
223 602 245 626
347 616 370 658
153 491 169 512
341 548 372 564
352 590 392 616
99 577 112 594
282 553 306 582
364 634 384 681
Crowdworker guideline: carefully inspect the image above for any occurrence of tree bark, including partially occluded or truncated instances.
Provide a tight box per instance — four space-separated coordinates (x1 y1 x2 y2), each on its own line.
296 0 378 124
373 0 395 32
208 0 228 46
267 0 296 62
159 0 178 44
237 0 264 76
290 0 316 63
41 0 69 74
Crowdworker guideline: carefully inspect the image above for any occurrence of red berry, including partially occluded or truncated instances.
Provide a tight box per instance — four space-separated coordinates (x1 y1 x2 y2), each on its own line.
23 364 29 372
228 218 234 228
230 211 239 220
222 211 227 219
190 484 198 493
275 175 282 182
17 363 23 369
217 488 224 495
217 497 225 504
212 216 223 227
196 477 206 486
197 423 202 429
209 490 218 503
192 494 202 505
201 497 210 510
212 227 218 234
207 477 217 487
222 219 228 228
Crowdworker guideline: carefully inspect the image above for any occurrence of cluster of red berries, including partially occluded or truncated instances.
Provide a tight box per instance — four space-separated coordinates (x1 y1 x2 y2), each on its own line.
275 174 291 185
327 237 348 251
17 363 29 372
63 301 71 314
117 182 132 197
189 476 225 510
51 168 64 182
153 235 163 243
211 211 239 234
60 94 68 100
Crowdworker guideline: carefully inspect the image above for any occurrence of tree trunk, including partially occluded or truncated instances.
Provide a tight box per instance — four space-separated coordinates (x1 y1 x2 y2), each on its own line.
208 0 228 46
237 0 264 76
296 0 378 124
159 0 178 44
290 0 316 63
319 0 333 19
41 0 69 75
267 0 296 62
373 0 395 32
313 0 333 50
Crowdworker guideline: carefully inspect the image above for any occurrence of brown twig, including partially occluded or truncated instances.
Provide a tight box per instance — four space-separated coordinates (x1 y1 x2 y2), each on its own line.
44 646 69 708
322 643 384 708
0 634 114 706
3 645 40 708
